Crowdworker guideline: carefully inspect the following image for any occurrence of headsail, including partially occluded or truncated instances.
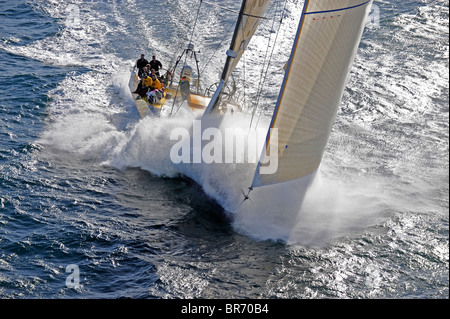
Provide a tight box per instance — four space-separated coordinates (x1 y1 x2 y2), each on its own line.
203 0 272 115
252 0 373 188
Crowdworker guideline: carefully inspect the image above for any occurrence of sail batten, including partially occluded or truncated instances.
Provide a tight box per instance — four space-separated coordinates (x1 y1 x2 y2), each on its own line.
253 0 373 188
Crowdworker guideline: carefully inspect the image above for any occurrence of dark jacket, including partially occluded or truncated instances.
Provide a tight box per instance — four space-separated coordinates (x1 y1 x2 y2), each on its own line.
149 59 162 72
136 57 148 69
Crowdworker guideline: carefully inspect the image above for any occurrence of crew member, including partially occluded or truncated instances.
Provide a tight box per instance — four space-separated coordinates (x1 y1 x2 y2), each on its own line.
150 74 162 90
135 74 152 98
136 54 148 73
149 55 163 77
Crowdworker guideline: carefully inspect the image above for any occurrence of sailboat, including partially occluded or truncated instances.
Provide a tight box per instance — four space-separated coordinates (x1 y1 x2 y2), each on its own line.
201 0 373 201
131 0 373 231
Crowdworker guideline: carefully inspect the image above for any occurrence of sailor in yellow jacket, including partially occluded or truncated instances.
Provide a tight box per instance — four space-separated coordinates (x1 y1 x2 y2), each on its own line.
150 74 162 90
142 75 153 89
134 74 153 98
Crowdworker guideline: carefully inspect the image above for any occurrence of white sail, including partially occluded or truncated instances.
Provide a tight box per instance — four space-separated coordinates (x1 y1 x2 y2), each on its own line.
204 0 272 115
252 0 373 187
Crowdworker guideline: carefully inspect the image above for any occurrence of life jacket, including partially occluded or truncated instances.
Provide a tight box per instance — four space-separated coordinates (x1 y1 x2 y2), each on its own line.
151 78 162 90
142 76 152 88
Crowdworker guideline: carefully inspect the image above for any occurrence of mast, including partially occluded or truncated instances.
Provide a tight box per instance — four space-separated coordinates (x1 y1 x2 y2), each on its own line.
203 0 272 116
203 0 247 116
221 0 248 83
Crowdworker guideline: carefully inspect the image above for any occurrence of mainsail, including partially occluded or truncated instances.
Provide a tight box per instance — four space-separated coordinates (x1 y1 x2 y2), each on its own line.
252 0 373 188
203 0 272 115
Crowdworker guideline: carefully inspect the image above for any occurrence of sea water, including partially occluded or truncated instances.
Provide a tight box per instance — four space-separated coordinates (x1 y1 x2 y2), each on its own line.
0 0 448 299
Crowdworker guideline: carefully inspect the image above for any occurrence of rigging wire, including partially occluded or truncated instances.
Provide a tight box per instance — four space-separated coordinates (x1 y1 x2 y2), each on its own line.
249 0 288 132
170 0 203 115
248 1 280 129
199 10 238 77
240 11 247 115
171 0 238 115
189 0 203 45
202 0 284 21
199 14 238 84
173 2 237 117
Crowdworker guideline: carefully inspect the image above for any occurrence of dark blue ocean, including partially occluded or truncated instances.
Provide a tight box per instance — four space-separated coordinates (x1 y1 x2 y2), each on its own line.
0 0 448 300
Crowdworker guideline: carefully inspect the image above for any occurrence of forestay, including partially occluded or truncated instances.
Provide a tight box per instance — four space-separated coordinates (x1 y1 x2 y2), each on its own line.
252 0 373 188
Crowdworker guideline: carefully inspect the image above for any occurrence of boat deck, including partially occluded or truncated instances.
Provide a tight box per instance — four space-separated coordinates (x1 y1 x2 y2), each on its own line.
129 68 240 119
